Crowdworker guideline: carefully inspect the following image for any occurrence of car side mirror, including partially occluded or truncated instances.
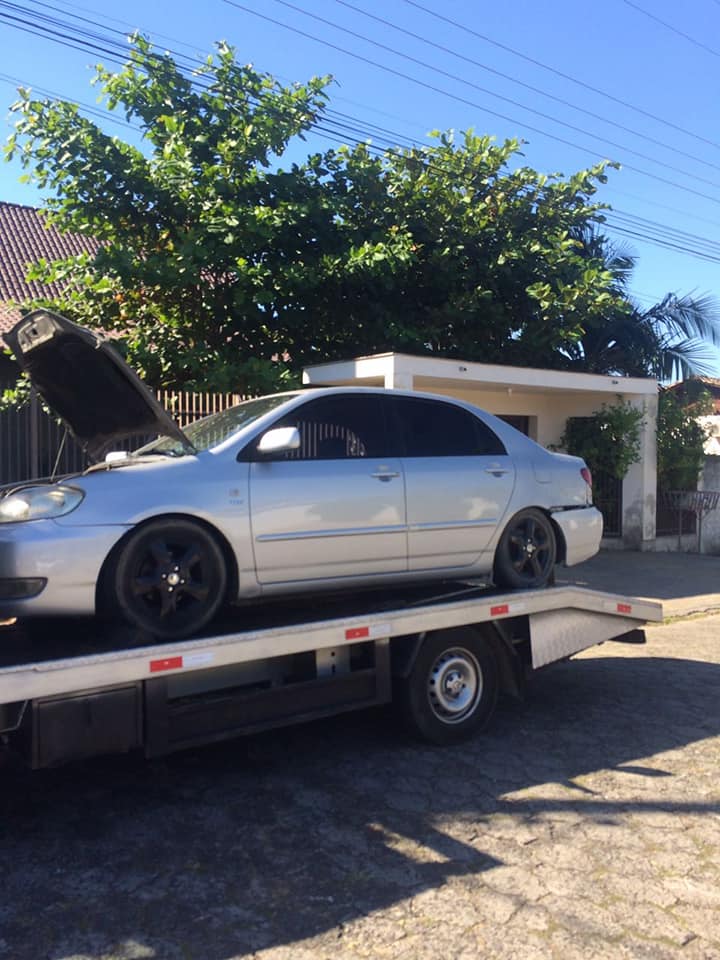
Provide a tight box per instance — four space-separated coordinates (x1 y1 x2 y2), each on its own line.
256 426 301 456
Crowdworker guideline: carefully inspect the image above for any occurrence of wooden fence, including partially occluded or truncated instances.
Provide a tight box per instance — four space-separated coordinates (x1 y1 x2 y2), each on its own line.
1 390 247 486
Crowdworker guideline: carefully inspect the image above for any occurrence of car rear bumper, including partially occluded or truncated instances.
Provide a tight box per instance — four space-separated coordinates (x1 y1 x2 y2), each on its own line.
552 506 603 566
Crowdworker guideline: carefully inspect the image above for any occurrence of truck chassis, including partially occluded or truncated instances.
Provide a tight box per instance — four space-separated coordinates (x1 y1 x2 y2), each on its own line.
0 583 662 769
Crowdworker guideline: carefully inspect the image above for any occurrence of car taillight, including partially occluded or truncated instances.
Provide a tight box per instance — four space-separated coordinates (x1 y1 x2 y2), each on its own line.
581 467 592 487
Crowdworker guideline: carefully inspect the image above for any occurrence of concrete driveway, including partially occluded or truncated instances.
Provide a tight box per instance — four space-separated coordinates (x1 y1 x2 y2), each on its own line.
1 601 719 959
560 549 720 619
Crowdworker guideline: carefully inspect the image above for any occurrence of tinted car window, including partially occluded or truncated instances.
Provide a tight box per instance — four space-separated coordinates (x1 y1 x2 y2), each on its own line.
258 393 389 460
388 395 506 457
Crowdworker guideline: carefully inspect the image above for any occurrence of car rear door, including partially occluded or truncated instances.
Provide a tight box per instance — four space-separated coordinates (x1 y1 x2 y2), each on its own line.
248 393 407 584
386 395 516 571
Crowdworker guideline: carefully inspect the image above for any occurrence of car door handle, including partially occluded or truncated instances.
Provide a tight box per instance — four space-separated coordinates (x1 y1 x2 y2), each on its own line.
484 466 510 476
371 471 400 481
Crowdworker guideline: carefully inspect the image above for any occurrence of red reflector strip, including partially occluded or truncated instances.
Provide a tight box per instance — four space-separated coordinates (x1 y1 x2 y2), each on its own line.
617 603 632 614
490 604 509 617
346 626 370 640
150 655 183 673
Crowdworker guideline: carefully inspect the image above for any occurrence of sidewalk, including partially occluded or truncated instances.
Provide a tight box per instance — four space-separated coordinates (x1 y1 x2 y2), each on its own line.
558 549 720 619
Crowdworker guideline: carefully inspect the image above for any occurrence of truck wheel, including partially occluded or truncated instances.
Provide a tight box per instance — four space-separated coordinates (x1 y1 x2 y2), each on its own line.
493 508 556 590
400 628 499 745
110 518 227 639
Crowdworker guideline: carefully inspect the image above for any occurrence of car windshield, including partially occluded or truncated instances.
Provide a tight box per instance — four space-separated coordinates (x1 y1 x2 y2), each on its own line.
133 393 298 456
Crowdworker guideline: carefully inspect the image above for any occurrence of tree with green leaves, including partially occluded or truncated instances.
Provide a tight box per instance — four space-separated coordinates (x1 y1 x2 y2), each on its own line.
561 228 720 380
5 36 629 392
6 36 338 392
297 133 623 371
560 398 645 481
656 388 713 490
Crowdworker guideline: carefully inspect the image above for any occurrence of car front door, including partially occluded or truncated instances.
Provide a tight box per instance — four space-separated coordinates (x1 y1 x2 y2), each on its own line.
386 395 516 571
247 393 407 584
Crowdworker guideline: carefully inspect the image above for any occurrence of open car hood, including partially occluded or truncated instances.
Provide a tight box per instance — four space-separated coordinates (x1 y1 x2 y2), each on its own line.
5 310 193 462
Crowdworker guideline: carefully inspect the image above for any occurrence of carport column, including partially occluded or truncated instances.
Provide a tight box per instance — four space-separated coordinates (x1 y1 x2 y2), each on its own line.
621 392 658 549
384 370 415 391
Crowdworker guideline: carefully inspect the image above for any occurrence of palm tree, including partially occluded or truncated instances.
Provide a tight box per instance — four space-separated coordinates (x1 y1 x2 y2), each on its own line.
566 226 720 380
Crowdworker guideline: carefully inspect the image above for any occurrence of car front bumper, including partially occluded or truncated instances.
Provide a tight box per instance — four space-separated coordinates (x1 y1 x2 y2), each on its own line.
552 506 604 566
0 519 130 617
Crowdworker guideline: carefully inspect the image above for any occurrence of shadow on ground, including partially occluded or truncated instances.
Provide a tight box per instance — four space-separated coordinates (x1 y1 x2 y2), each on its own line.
1 652 719 960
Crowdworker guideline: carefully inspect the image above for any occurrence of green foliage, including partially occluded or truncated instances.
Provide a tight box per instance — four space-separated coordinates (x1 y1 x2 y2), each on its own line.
561 398 644 480
563 228 720 379
300 132 621 369
656 389 712 490
6 36 331 393
5 36 625 391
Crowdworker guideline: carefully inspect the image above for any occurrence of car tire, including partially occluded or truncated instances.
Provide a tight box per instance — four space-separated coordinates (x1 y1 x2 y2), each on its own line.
110 518 227 639
399 628 499 745
493 507 556 590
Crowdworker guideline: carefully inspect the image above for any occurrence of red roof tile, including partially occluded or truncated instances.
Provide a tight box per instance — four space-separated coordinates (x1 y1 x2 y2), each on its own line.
0 201 98 340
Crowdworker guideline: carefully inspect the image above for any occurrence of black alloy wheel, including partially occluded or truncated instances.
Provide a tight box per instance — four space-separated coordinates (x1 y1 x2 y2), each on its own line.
112 518 227 638
493 508 556 590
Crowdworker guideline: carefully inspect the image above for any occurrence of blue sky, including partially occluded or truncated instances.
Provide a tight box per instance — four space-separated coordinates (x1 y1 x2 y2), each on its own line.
2 0 719 367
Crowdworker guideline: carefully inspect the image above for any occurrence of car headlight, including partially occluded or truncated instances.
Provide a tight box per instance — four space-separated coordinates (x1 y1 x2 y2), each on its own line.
0 485 85 523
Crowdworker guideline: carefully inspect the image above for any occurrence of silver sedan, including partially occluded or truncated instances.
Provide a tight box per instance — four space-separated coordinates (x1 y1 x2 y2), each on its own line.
0 311 602 638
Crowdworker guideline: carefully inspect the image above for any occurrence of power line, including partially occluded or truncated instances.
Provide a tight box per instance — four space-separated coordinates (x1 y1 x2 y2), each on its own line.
622 0 720 58
605 186 720 232
225 0 720 209
5 0 720 272
402 0 720 153
608 214 720 259
612 210 720 253
260 0 720 191
605 220 720 264
0 72 136 129
333 0 720 176
0 2 408 151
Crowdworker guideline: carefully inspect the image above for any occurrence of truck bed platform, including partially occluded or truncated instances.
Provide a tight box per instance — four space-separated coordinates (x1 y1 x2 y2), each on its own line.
0 583 662 705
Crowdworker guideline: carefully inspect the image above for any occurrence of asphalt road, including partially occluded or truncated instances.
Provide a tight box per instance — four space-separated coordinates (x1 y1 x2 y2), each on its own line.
1 614 719 960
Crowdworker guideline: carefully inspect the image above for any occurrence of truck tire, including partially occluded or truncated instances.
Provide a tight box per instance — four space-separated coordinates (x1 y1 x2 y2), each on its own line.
399 627 499 745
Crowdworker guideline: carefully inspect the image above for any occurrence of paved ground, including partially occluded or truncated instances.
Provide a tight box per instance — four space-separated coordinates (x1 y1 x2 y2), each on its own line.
560 549 720 619
1 606 719 960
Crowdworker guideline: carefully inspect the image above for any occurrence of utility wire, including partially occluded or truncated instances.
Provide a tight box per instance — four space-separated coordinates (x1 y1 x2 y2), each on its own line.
0 72 136 129
0 3 410 151
260 0 720 191
605 221 720 264
608 212 720 258
402 0 720 152
622 0 720 59
8 0 720 207
225 0 720 209
4 0 720 269
333 0 720 176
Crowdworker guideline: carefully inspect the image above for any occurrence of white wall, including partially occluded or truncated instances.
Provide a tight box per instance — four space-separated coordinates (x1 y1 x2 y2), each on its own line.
621 394 658 549
699 456 720 554
412 383 620 447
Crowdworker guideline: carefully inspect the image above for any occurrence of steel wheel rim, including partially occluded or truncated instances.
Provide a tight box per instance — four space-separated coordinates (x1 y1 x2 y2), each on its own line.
508 515 553 581
127 536 213 627
427 647 482 724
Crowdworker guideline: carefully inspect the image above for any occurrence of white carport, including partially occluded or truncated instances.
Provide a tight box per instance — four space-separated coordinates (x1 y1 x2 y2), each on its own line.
303 353 659 549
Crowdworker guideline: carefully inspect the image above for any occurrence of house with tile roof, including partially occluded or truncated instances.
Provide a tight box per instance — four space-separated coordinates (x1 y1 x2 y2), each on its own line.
665 376 720 414
0 200 98 382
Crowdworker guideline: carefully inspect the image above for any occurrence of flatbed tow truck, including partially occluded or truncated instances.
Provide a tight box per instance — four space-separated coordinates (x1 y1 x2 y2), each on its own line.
0 582 662 769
